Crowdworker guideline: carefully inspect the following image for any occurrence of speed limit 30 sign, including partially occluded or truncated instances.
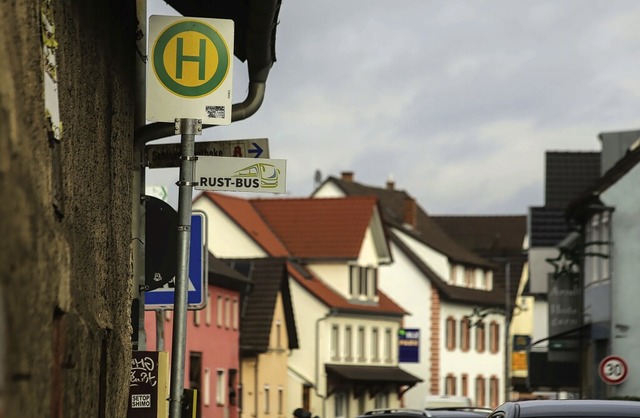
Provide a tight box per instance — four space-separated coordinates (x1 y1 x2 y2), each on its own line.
599 355 629 385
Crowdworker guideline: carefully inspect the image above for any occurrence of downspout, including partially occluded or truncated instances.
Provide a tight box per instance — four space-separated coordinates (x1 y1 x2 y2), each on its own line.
316 309 338 418
254 356 260 418
132 0 147 350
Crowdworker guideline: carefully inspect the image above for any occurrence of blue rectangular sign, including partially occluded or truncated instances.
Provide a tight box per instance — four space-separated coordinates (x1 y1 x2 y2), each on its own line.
398 328 420 363
145 212 206 310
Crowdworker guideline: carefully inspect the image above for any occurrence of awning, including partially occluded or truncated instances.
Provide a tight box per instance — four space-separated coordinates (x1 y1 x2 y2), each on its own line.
325 364 422 397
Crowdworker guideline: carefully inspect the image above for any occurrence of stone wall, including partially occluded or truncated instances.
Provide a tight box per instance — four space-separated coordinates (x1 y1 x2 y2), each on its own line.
0 0 136 416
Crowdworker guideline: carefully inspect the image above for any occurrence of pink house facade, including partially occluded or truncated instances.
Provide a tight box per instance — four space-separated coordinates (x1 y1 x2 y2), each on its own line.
144 257 251 418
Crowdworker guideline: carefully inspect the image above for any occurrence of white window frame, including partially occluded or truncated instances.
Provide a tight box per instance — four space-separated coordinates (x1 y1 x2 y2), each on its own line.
357 327 366 361
384 328 393 363
371 327 380 362
217 295 223 327
331 325 340 360
203 368 211 406
344 326 353 360
216 369 225 405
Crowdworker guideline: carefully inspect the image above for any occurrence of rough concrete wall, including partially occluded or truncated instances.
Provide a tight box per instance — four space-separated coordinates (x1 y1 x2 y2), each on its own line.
0 1 135 417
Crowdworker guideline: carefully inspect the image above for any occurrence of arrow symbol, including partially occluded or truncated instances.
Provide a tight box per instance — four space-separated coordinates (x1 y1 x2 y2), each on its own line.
249 142 263 158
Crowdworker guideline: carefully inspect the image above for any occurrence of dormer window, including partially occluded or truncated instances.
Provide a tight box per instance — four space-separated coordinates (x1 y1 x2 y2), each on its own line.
349 265 377 301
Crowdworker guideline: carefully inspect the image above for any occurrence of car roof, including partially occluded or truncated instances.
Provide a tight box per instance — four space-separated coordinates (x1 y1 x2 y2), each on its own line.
495 400 640 417
426 409 490 418
357 409 432 418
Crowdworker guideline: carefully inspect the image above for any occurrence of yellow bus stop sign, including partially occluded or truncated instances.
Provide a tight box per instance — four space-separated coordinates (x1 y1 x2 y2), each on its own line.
147 15 234 124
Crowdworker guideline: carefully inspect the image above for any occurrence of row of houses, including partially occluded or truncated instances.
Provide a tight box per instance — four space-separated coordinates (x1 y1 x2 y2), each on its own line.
143 170 529 418
522 129 640 398
140 128 640 418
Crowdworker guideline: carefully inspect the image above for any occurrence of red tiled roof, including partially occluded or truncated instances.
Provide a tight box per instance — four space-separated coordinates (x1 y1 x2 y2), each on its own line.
202 192 379 259
251 197 378 259
287 261 406 316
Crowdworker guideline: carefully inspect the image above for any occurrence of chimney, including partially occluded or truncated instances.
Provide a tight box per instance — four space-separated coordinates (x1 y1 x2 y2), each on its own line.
341 171 354 182
403 195 417 228
386 174 395 190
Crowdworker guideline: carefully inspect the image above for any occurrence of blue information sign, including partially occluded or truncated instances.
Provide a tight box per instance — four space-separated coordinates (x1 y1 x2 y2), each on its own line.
398 328 420 363
145 212 206 310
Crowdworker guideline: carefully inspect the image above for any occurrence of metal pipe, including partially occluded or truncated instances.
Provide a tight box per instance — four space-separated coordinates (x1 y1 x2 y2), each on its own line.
133 0 148 350
156 309 165 352
505 262 511 402
168 118 200 418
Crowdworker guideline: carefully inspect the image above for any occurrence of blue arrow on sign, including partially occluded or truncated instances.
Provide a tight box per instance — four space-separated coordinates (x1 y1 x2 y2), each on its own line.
248 142 264 158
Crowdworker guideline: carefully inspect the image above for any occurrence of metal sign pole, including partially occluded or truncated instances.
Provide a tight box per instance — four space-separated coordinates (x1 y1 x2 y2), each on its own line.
169 118 201 418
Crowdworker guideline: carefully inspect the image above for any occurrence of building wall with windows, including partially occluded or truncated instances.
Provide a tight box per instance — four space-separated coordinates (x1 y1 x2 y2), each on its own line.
440 303 504 408
243 293 291 418
377 241 434 409
601 163 640 397
145 284 241 418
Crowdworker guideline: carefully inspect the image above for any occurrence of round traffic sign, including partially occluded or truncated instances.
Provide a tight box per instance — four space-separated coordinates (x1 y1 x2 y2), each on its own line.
599 355 628 385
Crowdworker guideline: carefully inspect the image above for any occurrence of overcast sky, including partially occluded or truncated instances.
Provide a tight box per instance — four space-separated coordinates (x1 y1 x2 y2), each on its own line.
146 1 640 214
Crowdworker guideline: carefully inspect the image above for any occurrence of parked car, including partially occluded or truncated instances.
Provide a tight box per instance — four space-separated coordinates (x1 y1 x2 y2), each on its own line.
489 400 640 418
357 408 432 418
427 407 491 418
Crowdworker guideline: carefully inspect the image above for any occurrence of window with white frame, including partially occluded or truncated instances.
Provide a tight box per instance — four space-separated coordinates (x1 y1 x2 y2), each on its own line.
216 369 225 405
334 392 346 418
264 385 270 414
232 299 239 330
475 376 485 407
203 368 211 406
465 268 474 287
374 393 388 409
446 316 456 350
489 322 500 354
205 292 212 326
278 386 284 415
476 322 485 353
194 309 201 326
461 374 468 397
489 376 499 409
276 320 282 349
225 297 231 329
217 295 223 327
344 326 353 360
357 327 366 361
349 265 378 300
449 264 457 284
372 327 380 362
358 396 366 415
384 328 393 363
445 374 456 395
460 318 470 352
331 325 340 360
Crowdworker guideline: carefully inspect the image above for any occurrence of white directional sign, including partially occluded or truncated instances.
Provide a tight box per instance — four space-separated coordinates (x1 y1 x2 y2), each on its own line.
145 212 207 310
147 15 234 124
599 355 629 385
146 138 270 168
195 156 287 194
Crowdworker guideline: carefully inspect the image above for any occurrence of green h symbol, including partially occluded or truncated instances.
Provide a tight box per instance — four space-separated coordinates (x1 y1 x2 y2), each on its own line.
175 37 206 80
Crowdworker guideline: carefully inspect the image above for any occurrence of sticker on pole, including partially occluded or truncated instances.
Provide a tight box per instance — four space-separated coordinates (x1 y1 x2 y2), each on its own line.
195 156 287 194
598 355 628 385
146 15 234 124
